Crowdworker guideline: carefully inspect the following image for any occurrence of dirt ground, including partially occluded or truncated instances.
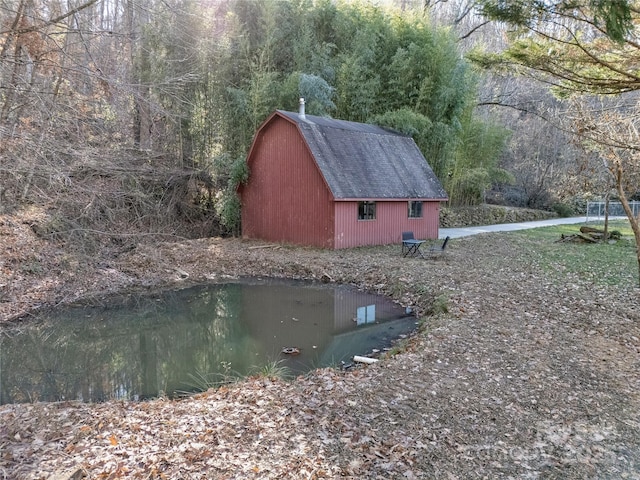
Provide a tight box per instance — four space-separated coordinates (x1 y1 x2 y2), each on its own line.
1 210 640 479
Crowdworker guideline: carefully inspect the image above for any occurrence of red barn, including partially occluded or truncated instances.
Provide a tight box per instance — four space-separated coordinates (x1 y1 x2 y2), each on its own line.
239 103 448 249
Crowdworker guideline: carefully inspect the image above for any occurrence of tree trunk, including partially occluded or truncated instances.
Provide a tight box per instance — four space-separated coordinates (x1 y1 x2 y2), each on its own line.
126 0 152 150
603 191 609 240
613 160 640 287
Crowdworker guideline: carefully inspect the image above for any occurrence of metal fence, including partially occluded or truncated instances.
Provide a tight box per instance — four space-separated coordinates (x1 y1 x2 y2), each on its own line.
586 201 640 221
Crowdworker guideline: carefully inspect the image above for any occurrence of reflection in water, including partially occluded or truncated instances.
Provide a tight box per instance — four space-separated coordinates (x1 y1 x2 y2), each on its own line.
356 305 376 325
0 279 416 404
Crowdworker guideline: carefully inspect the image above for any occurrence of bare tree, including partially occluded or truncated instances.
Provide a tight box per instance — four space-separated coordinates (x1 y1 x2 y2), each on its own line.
470 0 640 285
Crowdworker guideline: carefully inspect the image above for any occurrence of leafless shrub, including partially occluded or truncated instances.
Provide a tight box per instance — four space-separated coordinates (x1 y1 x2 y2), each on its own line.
1 145 222 253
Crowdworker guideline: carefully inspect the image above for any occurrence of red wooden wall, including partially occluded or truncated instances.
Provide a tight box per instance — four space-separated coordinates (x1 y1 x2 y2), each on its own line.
241 117 335 248
333 200 441 249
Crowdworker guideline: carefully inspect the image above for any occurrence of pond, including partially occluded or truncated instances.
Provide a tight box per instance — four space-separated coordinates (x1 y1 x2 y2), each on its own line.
0 278 417 404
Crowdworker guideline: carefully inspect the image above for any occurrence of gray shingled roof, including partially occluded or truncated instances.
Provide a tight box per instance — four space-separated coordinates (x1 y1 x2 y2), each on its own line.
277 110 448 200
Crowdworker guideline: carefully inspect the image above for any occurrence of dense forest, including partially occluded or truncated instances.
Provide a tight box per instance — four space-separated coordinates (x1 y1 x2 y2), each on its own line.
1 0 639 246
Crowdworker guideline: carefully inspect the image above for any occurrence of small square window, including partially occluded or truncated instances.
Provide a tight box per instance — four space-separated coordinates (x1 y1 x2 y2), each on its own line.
408 201 423 218
358 201 376 220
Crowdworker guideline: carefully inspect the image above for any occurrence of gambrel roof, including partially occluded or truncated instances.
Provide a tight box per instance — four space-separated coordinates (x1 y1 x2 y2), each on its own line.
276 110 448 201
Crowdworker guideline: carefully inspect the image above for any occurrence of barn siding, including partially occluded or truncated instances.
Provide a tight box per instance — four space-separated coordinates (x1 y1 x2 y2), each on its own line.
241 117 335 247
334 200 440 249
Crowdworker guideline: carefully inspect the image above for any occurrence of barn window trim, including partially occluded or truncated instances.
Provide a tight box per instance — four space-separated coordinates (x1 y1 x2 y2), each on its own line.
408 201 423 218
358 201 376 220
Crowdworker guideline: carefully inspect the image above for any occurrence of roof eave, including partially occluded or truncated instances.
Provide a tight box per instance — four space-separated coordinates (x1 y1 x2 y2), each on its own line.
333 197 449 202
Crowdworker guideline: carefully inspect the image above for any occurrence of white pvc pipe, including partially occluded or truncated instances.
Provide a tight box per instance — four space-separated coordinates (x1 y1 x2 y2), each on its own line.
353 355 378 364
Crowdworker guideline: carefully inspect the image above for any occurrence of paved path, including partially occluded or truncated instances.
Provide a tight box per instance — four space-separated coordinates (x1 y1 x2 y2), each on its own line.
439 216 593 239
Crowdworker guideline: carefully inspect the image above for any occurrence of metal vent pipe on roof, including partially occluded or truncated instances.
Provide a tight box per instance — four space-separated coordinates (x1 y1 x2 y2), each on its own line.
299 97 305 119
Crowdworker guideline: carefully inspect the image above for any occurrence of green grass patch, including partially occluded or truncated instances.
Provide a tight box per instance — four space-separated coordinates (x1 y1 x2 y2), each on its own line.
251 358 292 380
431 293 449 314
509 220 637 287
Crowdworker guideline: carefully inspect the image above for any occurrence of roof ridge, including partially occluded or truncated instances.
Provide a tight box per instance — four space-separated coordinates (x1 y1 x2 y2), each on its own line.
277 110 404 136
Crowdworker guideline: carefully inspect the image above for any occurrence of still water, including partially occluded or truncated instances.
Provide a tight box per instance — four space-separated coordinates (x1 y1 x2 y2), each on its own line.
0 278 416 404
